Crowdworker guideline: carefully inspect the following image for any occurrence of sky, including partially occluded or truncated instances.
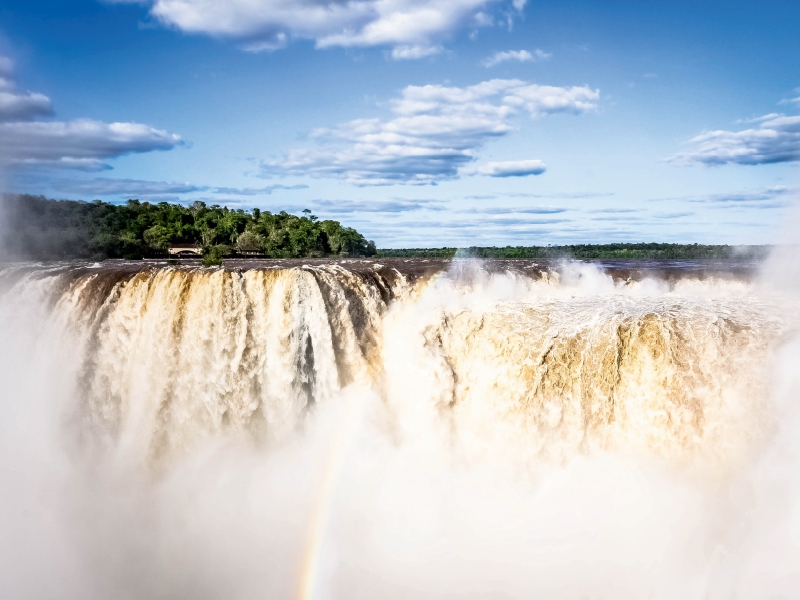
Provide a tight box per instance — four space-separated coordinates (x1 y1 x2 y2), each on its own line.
0 0 798 247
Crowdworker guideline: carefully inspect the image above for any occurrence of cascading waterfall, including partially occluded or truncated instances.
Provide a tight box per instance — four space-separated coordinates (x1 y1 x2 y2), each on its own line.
24 264 399 460
0 259 798 600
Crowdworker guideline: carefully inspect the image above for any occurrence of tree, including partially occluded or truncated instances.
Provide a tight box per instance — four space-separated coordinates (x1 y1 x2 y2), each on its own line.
202 244 229 266
143 225 171 250
236 231 264 253
199 226 217 247
1 195 379 260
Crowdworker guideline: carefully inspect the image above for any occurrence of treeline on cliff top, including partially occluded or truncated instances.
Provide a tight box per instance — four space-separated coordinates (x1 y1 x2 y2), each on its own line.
375 244 771 260
0 195 771 262
0 195 376 261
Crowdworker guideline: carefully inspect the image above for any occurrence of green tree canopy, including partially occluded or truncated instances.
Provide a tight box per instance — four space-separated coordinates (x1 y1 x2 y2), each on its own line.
0 195 377 261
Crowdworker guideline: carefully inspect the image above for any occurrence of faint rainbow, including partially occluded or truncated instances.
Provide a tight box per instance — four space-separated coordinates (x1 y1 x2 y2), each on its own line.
295 394 365 600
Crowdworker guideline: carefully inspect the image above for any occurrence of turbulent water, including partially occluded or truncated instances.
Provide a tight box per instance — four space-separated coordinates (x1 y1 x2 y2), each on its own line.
1 258 799 599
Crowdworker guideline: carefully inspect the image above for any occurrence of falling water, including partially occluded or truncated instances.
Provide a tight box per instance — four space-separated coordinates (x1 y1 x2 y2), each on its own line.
0 258 798 599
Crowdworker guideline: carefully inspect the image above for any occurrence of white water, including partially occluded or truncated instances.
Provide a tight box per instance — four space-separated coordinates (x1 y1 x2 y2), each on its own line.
0 259 798 599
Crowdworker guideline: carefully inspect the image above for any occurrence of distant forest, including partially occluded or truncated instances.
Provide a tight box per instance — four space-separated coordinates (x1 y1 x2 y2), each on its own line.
0 195 376 263
376 244 772 260
0 195 773 263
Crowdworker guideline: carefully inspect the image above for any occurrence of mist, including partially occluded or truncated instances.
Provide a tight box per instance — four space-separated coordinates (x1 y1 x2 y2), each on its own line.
0 248 798 599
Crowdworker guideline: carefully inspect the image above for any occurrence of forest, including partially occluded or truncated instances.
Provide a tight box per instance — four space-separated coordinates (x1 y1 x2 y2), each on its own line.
0 195 773 264
0 195 376 263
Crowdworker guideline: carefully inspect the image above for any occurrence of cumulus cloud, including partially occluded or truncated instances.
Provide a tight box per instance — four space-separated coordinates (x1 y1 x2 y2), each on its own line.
0 120 183 170
470 159 546 177
0 91 53 123
265 78 598 185
670 113 800 166
482 49 550 67
0 55 183 171
0 56 53 122
107 0 526 57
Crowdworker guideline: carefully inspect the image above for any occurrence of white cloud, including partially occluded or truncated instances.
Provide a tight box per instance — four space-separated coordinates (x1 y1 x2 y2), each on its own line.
0 54 184 172
265 78 598 185
472 11 494 27
699 186 795 205
314 198 445 213
688 186 795 208
651 186 796 210
0 120 183 170
670 113 800 166
466 191 614 200
587 208 638 214
54 177 204 196
482 49 550 67
502 83 599 117
462 205 567 214
470 159 546 177
778 89 800 106
0 91 53 122
107 0 526 57
0 56 53 122
391 44 442 60
212 184 308 195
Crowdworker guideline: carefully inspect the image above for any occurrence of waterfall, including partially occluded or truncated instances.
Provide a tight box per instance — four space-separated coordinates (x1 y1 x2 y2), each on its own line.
0 259 797 599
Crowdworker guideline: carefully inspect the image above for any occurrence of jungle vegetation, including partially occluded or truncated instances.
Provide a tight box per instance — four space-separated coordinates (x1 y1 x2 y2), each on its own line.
0 195 771 263
0 195 376 261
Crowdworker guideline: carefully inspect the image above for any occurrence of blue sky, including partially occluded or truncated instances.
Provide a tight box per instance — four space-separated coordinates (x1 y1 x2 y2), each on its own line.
1 0 798 247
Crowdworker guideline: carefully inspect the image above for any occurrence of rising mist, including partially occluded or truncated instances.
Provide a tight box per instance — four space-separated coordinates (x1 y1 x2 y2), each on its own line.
0 254 798 599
